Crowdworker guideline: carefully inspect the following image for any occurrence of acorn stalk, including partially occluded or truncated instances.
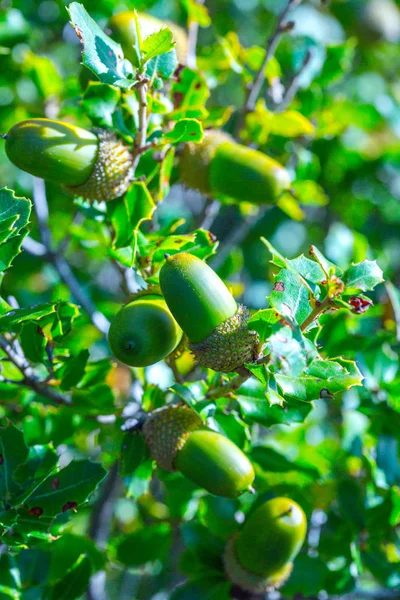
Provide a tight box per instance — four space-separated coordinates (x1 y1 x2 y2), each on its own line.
224 497 307 593
142 404 255 498
180 130 291 204
159 253 259 372
108 294 182 367
4 119 133 202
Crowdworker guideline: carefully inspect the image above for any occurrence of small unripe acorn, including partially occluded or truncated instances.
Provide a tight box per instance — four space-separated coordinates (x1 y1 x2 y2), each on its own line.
180 130 291 204
108 294 182 367
108 11 188 66
4 119 133 202
159 253 259 372
224 497 307 593
142 404 255 497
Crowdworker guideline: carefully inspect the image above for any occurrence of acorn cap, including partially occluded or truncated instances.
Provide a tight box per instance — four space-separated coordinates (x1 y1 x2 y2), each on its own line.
142 404 255 498
180 130 291 204
65 128 133 202
235 497 307 576
108 294 182 367
189 304 259 372
224 534 293 594
142 404 203 471
108 11 188 66
160 253 238 344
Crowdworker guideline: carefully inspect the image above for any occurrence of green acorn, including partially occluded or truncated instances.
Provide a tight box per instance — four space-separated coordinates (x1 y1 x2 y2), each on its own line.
108 11 188 66
159 253 259 372
4 119 133 202
224 497 307 593
108 294 182 367
142 404 255 497
180 130 291 204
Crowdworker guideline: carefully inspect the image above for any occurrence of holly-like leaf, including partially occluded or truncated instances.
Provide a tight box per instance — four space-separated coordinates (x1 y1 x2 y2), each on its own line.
82 82 121 128
343 260 384 291
115 523 172 567
66 3 135 89
251 445 319 477
119 432 146 477
146 49 178 80
0 421 29 505
48 554 92 600
317 38 357 86
275 357 363 402
24 459 106 517
164 118 204 143
236 379 312 426
0 188 31 272
170 68 210 120
108 181 156 249
0 301 80 336
142 28 175 63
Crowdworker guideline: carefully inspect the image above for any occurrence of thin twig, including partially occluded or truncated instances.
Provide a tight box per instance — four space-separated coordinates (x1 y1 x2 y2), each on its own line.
21 236 47 257
30 177 110 336
300 296 333 332
205 355 269 400
244 0 302 114
210 206 270 271
132 77 149 172
195 197 221 231
0 336 71 405
87 463 121 600
186 0 205 69
275 49 312 112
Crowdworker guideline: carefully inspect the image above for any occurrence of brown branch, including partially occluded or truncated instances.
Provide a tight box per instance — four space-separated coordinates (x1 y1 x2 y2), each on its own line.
186 0 205 69
132 77 149 172
30 177 110 336
195 197 221 231
210 206 271 271
0 336 71 406
244 0 303 114
275 49 312 112
205 355 269 400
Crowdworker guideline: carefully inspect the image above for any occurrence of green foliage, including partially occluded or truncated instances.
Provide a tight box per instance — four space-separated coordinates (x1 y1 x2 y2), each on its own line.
0 0 399 598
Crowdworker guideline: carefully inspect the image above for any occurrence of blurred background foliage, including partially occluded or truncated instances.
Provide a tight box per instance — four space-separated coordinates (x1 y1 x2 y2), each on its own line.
0 0 400 599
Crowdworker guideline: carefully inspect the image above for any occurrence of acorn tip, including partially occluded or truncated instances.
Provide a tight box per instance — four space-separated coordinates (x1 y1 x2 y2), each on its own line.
248 485 256 494
164 253 171 260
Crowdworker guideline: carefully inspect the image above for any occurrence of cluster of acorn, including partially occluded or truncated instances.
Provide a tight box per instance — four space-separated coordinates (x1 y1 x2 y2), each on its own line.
1 12 300 592
107 253 307 593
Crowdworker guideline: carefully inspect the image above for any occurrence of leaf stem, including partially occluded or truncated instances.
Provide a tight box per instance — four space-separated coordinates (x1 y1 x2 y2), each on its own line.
300 296 334 332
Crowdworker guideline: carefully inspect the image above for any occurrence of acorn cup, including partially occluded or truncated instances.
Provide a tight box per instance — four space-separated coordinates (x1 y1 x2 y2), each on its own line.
142 404 255 498
4 119 134 202
224 497 307 593
108 11 188 66
159 253 260 373
108 294 182 368
180 129 291 204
